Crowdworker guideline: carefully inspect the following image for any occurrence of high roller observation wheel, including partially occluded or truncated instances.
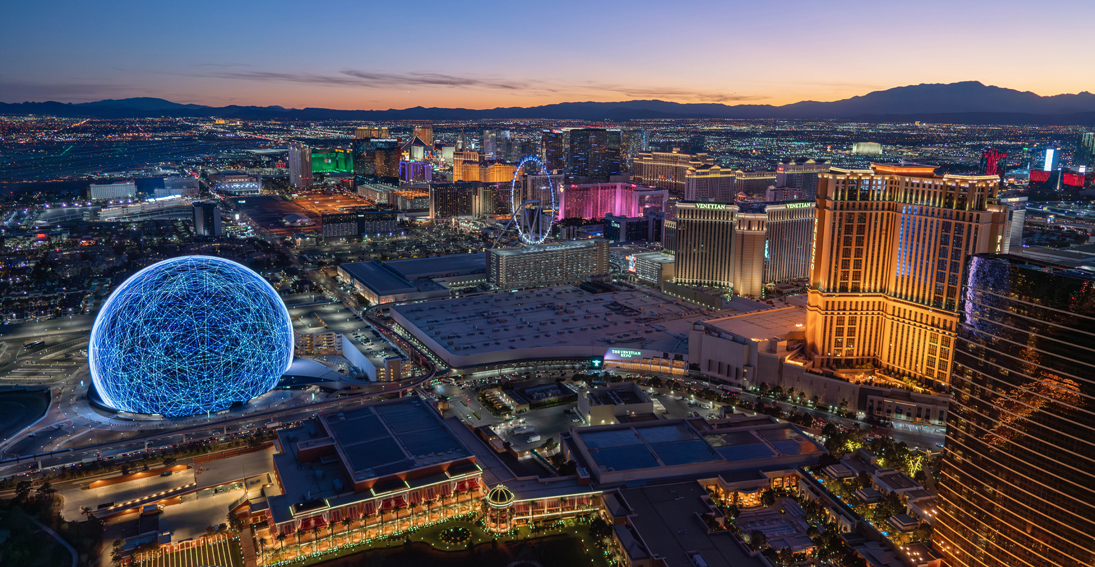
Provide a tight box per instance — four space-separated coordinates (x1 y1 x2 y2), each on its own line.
510 155 556 245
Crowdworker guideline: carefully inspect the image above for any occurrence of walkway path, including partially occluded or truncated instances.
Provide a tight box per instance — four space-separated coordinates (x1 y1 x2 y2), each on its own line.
31 516 77 567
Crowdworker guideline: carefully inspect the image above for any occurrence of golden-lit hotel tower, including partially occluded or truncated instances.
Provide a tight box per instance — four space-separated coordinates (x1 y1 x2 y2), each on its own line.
805 164 1008 391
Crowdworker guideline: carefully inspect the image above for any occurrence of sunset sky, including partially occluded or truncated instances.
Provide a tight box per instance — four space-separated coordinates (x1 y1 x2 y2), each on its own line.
3 0 1094 110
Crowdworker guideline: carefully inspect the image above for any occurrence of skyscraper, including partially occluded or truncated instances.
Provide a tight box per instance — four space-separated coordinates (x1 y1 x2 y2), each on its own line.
487 239 608 289
732 211 766 297
1076 132 1095 168
192 201 223 237
934 254 1095 567
632 149 714 194
413 124 433 145
620 129 647 172
758 201 815 285
482 129 511 161
996 194 1027 253
805 164 1008 390
541 130 567 173
556 183 666 220
674 202 738 290
775 158 830 200
429 183 479 218
566 128 622 182
684 164 736 202
355 126 389 139
288 143 312 189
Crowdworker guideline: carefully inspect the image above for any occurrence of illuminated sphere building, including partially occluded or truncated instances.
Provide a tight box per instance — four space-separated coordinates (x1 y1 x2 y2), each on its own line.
89 256 294 417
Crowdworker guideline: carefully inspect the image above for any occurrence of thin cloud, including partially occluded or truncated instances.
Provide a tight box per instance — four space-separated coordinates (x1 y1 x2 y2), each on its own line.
587 84 767 103
191 68 759 104
198 69 528 91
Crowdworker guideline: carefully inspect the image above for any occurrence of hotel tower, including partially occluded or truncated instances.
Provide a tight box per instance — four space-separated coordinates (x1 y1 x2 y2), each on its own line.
934 254 1095 567
805 164 1009 391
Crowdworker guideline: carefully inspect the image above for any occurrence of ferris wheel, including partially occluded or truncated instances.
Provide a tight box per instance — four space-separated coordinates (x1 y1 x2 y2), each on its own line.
508 156 556 245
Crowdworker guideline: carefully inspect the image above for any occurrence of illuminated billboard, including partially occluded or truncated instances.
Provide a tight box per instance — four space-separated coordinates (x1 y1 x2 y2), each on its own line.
312 148 353 174
1043 148 1055 172
1030 170 1051 183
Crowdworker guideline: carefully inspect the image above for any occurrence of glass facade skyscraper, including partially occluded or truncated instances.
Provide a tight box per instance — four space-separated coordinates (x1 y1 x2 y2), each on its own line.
566 128 622 182
934 254 1095 567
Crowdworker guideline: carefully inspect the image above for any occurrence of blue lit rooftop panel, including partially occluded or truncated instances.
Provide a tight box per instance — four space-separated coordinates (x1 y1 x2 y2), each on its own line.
717 443 776 462
650 439 721 466
593 445 660 471
637 423 697 444
581 429 644 449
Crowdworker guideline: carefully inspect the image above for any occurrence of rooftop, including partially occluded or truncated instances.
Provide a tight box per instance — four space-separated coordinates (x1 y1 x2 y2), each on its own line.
580 422 721 472
391 285 709 358
621 483 764 567
704 424 820 463
630 251 675 265
323 397 471 481
339 261 448 295
489 239 603 256
571 418 820 476
384 253 485 280
698 305 807 341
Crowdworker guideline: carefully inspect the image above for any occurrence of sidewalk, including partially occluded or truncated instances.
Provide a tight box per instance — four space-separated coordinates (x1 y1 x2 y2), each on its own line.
31 516 77 567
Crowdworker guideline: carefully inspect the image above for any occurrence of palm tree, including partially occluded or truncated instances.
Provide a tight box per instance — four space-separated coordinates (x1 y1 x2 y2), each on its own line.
341 517 352 546
276 532 287 559
310 525 321 553
295 527 306 557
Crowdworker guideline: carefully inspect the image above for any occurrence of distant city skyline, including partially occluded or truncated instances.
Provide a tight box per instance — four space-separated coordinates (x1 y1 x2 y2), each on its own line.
3 0 1094 109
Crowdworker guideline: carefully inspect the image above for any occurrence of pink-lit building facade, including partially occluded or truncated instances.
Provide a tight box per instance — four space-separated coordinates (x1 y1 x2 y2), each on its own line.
557 182 667 220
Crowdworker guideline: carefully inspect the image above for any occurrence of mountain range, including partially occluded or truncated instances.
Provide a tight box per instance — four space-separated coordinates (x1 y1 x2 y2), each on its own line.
3 82 1095 125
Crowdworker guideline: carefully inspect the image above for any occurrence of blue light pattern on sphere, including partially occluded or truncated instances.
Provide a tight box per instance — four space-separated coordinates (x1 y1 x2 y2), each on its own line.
89 255 294 417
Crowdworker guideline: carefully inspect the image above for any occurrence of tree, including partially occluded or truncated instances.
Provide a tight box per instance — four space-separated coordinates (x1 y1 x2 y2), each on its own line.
750 530 767 551
650 376 663 388
341 517 352 544
295 528 306 555
811 395 820 407
589 518 612 544
760 489 776 508
807 525 820 539
759 383 770 397
878 492 904 518
857 471 872 489
37 481 55 502
276 532 287 558
310 525 321 553
726 504 741 520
